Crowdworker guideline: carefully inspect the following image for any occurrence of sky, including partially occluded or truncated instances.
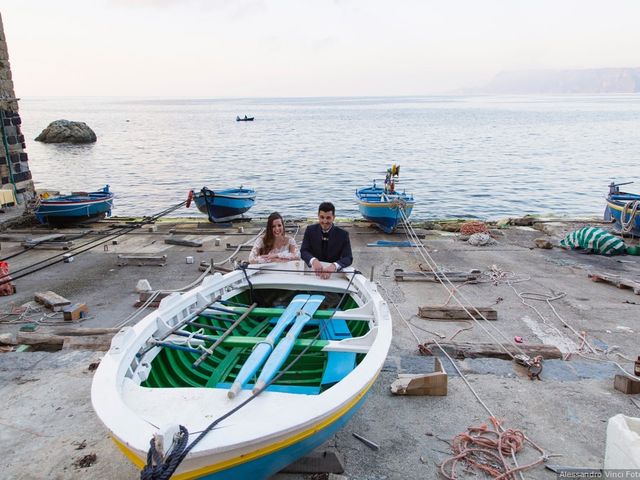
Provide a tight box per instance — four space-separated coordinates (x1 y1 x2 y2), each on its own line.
2 0 640 97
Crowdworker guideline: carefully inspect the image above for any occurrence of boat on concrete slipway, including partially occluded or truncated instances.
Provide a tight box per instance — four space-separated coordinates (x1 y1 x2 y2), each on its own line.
34 185 114 226
605 181 640 236
91 261 392 479
191 186 256 223
356 165 415 233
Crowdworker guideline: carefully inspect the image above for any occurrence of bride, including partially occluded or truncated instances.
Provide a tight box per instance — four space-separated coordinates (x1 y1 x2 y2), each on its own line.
248 212 300 263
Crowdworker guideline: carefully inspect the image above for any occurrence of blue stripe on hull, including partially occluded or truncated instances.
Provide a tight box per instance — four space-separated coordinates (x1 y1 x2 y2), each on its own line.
196 393 369 480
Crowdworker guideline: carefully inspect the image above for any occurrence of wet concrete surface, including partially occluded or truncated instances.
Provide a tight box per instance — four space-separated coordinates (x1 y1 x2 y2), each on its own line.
1 217 640 479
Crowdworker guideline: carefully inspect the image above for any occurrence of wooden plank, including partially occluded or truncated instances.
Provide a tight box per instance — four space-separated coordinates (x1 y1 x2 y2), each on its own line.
164 238 203 247
421 341 563 360
117 254 167 266
139 291 171 302
24 234 65 243
614 374 640 394
170 228 227 234
418 305 497 321
62 335 114 351
225 243 252 251
589 272 640 295
22 240 74 250
34 291 71 311
394 268 481 282
390 357 448 396
279 451 345 474
199 262 232 273
16 332 64 348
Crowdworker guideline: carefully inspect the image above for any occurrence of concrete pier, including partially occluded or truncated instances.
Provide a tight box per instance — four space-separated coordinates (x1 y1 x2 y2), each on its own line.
0 216 638 479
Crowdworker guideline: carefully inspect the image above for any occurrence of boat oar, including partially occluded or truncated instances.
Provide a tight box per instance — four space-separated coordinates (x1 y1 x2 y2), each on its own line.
252 295 325 394
192 303 257 368
227 294 311 399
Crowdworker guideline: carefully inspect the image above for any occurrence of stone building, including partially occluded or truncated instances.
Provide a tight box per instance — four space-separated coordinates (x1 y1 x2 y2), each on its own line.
0 12 35 205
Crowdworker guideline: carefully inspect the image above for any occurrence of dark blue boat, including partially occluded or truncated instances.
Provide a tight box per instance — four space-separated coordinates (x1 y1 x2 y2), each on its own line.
192 186 256 223
34 185 114 226
605 182 640 236
356 165 415 233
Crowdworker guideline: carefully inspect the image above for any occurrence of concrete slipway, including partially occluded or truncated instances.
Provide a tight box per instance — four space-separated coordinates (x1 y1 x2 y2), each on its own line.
0 215 639 480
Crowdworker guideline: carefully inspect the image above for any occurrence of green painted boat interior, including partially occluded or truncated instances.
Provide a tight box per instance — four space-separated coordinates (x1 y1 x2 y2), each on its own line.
142 289 368 391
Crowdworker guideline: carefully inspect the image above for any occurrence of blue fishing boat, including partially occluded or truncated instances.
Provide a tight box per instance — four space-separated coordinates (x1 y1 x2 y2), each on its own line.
34 185 114 226
356 165 415 233
605 181 640 236
192 186 256 223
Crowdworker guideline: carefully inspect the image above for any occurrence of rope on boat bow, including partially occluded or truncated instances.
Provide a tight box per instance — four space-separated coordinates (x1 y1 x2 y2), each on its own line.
621 200 640 234
140 425 189 480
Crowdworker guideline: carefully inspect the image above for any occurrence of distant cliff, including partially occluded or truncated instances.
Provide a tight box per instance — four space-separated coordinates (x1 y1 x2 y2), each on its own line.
475 68 640 94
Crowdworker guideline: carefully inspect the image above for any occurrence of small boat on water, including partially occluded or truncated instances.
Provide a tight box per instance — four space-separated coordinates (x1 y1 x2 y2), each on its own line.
92 261 392 479
236 116 254 122
356 165 415 233
605 181 640 236
34 185 114 226
191 186 256 223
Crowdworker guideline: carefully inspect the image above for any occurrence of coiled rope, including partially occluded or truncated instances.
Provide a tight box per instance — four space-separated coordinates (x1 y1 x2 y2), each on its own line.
621 200 640 234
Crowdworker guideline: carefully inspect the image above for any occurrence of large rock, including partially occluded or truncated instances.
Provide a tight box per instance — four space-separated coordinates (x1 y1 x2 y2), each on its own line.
35 120 97 144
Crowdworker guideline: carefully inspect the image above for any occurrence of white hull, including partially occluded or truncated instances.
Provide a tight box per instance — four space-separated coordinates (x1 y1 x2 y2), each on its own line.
91 261 392 478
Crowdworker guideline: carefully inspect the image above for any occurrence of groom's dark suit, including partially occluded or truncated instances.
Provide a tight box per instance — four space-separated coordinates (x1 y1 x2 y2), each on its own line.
300 224 353 270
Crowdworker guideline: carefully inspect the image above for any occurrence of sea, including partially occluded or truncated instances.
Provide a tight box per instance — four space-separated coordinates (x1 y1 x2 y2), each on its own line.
17 95 640 221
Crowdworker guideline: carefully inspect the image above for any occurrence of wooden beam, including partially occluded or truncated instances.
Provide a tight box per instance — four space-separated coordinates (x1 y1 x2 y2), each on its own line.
614 375 640 394
421 341 563 360
390 357 448 396
394 268 481 282
34 291 71 312
418 305 497 321
164 238 203 247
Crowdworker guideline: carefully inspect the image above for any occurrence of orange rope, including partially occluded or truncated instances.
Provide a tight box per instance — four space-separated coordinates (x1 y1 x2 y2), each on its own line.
440 417 546 480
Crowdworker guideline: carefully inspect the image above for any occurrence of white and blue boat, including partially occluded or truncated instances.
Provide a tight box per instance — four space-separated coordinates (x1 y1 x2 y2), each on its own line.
192 187 256 223
34 185 114 226
356 165 415 233
605 181 640 236
91 261 392 479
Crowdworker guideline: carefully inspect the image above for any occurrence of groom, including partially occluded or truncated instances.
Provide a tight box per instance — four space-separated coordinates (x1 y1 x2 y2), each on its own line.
300 202 353 279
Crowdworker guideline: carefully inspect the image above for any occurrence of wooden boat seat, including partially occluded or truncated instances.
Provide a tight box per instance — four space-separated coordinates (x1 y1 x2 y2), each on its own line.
320 318 356 386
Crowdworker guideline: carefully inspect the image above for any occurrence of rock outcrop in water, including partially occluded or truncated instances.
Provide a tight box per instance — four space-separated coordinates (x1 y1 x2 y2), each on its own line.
35 120 97 144
473 68 640 94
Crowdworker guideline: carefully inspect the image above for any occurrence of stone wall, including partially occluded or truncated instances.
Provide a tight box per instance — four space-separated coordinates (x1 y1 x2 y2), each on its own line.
0 12 35 204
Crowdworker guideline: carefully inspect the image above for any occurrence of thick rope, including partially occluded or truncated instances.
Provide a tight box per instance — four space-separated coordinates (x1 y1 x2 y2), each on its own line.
621 200 639 234
140 425 189 480
440 417 546 480
397 209 530 361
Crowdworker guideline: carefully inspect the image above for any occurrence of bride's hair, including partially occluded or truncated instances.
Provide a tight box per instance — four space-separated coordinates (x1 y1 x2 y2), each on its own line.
259 211 284 255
